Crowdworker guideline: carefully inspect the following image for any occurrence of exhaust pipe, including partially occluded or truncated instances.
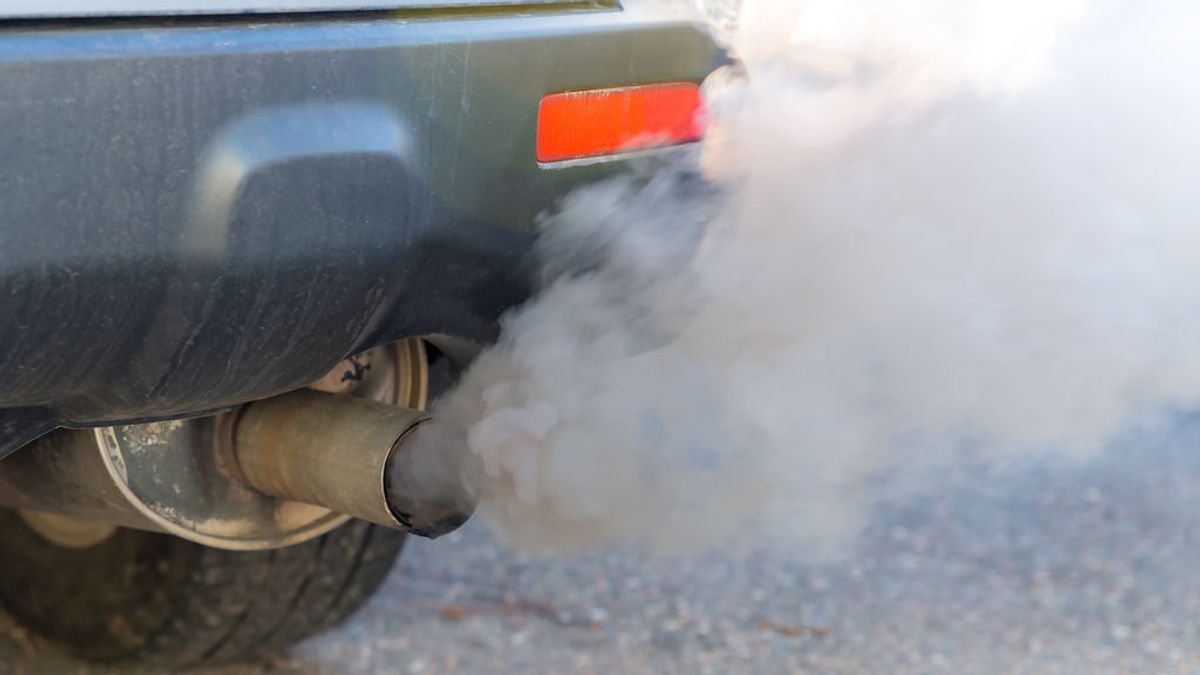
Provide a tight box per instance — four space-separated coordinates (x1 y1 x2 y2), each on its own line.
0 362 478 549
231 389 480 539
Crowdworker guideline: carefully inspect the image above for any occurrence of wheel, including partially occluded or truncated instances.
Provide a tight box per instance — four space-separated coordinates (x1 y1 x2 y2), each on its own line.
0 509 406 667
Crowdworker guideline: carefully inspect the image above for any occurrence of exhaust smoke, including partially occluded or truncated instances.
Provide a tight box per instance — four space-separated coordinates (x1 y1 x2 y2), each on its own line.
402 0 1200 556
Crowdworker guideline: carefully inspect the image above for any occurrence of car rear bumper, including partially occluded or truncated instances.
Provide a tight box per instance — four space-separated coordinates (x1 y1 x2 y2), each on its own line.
0 6 724 453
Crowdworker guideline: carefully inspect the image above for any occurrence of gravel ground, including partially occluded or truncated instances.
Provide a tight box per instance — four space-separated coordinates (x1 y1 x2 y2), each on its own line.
5 416 1200 674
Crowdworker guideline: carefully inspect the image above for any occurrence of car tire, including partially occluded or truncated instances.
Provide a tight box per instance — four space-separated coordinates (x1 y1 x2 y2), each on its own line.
0 509 405 667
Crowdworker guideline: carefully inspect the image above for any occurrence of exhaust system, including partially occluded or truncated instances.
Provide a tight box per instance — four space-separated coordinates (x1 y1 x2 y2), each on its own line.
231 389 478 539
0 342 481 548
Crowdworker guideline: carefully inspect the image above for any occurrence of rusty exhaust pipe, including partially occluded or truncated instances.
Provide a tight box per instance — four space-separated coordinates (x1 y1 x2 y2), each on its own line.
231 389 480 539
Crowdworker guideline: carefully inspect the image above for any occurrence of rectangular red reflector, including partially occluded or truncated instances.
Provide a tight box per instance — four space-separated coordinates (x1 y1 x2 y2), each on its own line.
537 83 706 164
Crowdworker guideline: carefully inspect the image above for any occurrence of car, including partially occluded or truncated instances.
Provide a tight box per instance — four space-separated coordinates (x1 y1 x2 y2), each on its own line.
0 0 724 666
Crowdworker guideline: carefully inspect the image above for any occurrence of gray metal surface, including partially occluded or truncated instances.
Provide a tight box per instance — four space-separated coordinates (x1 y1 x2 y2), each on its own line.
5 417 1200 673
0 0 592 20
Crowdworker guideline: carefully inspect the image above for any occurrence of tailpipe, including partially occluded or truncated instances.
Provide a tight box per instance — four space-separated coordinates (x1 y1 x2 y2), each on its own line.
231 389 480 539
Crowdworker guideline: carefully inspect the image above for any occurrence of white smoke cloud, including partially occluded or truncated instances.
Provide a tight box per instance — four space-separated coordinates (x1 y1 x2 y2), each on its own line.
413 0 1200 557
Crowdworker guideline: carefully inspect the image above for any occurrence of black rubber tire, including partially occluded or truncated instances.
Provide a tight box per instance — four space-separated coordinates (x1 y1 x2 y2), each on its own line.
0 510 406 667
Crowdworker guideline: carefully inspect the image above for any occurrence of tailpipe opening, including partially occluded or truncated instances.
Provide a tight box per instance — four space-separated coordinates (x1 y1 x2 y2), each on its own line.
231 389 480 539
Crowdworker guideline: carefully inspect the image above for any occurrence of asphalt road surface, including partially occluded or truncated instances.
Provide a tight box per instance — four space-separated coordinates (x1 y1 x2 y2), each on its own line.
5 416 1200 674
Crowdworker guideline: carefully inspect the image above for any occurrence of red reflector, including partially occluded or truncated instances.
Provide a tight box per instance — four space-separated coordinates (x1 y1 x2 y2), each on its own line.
537 83 706 164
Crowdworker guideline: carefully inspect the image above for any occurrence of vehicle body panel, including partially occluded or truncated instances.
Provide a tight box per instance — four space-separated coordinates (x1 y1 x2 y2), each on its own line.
0 0 603 20
0 7 723 455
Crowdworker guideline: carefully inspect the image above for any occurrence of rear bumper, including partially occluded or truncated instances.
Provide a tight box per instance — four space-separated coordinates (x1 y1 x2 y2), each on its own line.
0 0 597 20
0 7 724 453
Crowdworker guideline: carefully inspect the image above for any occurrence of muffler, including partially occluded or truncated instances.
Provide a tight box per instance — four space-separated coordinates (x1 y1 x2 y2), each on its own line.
0 343 481 548
230 389 479 539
